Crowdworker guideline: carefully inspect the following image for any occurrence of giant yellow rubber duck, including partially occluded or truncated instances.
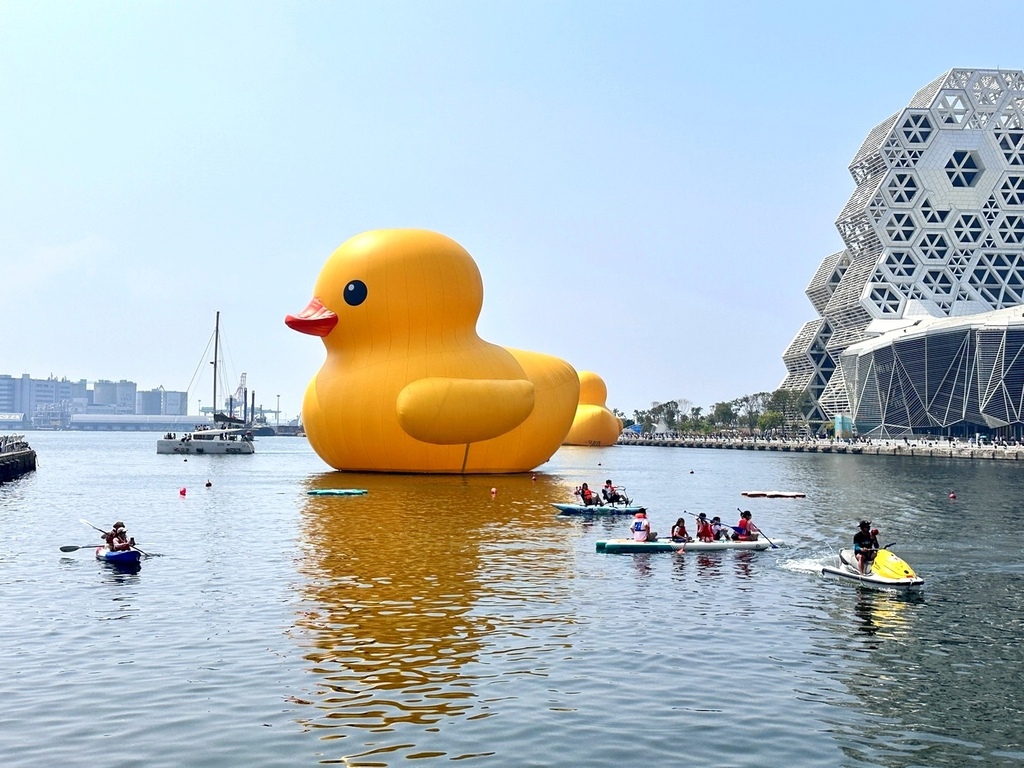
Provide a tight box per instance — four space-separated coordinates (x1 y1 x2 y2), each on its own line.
286 229 579 473
562 371 623 446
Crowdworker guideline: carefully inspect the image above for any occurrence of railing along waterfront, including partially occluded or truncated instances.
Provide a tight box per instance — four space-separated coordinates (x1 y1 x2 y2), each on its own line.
616 435 1024 461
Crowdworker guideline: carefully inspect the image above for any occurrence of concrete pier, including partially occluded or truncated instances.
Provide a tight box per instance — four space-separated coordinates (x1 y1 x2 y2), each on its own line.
0 435 37 483
616 436 1024 462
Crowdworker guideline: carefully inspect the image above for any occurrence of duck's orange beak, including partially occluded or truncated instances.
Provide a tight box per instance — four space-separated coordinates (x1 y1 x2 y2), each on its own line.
285 297 337 337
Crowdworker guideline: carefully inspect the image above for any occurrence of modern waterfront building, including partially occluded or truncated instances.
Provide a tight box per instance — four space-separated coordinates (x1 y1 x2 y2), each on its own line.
782 68 1024 438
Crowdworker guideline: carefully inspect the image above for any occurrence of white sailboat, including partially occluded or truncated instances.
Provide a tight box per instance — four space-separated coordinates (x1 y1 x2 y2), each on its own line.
156 312 255 455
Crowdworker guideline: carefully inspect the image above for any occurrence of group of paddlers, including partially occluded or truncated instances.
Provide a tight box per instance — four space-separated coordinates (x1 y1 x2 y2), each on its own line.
668 511 760 543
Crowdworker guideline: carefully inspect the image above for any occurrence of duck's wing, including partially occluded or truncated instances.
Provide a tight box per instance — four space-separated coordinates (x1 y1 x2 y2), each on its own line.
397 377 535 444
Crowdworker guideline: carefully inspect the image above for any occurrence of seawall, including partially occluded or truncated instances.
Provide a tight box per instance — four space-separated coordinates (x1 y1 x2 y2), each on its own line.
0 436 37 483
617 437 1024 462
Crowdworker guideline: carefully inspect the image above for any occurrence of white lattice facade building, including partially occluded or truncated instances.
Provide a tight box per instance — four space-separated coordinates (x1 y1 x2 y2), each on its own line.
782 68 1024 437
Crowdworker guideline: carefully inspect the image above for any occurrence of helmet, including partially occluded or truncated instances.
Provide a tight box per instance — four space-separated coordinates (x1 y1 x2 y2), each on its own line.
859 520 871 529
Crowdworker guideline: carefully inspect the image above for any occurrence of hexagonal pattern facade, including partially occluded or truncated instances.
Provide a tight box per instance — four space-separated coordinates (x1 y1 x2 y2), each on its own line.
782 68 1024 435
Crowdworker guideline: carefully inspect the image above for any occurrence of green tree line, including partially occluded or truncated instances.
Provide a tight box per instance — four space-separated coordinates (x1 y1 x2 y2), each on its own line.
617 389 813 436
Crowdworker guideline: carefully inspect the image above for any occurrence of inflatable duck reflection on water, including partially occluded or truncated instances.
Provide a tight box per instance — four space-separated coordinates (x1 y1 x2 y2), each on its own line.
286 229 579 473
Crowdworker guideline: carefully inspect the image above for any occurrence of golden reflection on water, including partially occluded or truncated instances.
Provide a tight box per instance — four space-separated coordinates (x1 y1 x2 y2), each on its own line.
292 470 578 756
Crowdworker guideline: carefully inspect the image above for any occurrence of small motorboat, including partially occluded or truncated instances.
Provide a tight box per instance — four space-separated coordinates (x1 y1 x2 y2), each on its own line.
821 548 923 591
95 547 142 566
596 537 781 553
553 502 644 516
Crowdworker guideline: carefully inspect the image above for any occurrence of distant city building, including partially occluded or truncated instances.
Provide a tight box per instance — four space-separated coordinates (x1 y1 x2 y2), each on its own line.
0 374 83 427
137 388 163 415
0 373 190 429
136 387 188 416
782 68 1024 438
163 390 187 416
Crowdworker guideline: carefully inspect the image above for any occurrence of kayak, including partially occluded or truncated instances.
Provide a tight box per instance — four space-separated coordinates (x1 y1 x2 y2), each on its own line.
821 548 924 591
596 537 781 553
307 489 368 496
553 503 644 515
95 547 142 566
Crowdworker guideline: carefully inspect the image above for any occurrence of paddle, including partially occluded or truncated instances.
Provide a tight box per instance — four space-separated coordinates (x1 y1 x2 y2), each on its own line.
80 518 151 557
736 507 779 549
60 544 98 552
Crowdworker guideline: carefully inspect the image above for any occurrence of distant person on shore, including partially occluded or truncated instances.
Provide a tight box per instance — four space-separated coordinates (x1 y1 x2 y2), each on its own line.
670 518 691 542
853 520 879 573
103 521 135 552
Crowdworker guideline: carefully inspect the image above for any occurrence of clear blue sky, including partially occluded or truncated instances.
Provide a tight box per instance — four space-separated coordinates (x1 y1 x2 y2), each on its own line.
1 1 1018 419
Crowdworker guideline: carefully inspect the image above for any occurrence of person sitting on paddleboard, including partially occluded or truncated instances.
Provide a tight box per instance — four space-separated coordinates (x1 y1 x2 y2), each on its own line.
577 483 599 506
670 517 691 542
853 520 879 573
731 510 759 541
631 509 655 542
695 513 714 542
104 521 135 552
602 479 624 504
711 516 730 541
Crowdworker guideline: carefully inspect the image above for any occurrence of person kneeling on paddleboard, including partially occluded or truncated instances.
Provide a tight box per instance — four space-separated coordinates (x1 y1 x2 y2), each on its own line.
853 520 879 573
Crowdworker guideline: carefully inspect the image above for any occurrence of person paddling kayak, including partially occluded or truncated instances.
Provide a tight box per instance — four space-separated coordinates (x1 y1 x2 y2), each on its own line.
103 521 135 552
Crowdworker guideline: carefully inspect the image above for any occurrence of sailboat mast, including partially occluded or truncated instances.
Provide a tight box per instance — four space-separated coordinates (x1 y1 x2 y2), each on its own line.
212 311 220 421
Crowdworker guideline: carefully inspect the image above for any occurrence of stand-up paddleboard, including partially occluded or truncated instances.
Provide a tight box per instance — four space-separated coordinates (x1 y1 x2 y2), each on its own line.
741 490 805 498
596 538 781 553
307 489 368 496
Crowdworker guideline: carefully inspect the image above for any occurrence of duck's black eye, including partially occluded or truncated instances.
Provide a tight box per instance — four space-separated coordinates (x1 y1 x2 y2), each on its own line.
344 280 367 306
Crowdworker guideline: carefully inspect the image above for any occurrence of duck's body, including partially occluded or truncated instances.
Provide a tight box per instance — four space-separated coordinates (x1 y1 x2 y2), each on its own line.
288 229 579 473
562 371 622 447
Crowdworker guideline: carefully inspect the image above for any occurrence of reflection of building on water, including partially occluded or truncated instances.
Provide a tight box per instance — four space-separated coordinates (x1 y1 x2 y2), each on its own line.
291 472 575 757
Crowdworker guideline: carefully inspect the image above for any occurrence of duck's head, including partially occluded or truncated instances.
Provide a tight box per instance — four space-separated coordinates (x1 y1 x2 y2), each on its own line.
286 229 484 350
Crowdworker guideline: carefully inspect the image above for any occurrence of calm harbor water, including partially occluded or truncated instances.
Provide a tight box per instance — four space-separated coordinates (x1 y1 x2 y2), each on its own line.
2 432 1023 767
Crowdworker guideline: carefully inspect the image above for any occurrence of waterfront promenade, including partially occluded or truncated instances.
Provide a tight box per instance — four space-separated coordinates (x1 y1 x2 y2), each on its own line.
617 434 1024 461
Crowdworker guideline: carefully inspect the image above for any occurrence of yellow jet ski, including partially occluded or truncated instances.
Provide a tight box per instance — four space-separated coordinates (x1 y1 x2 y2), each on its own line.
822 547 924 591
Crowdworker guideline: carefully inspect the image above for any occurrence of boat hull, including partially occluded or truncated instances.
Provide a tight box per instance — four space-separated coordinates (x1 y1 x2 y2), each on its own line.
95 547 142 566
157 437 255 455
554 503 643 516
597 538 780 553
821 548 924 591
